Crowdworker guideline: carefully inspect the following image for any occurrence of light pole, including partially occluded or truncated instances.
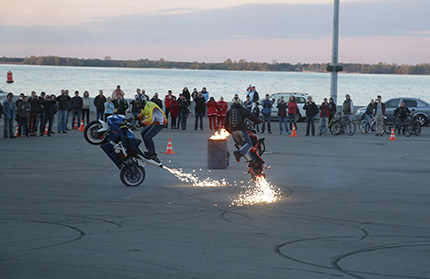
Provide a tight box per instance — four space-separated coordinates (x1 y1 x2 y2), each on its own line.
330 0 340 105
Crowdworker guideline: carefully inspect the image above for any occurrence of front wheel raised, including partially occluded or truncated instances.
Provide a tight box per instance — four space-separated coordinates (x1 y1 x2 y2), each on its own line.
84 120 109 145
120 165 146 187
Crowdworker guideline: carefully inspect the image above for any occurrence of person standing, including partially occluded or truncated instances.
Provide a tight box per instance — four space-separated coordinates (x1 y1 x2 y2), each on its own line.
57 90 70 133
115 96 128 115
182 87 191 102
70 91 83 129
17 96 31 137
201 87 209 102
82 91 91 125
243 95 253 111
342 94 354 121
206 97 218 130
328 97 337 123
374 95 385 137
28 91 40 136
130 95 142 128
277 97 289 134
252 102 261 133
164 90 175 127
248 86 260 104
216 96 228 129
178 94 190 130
169 96 179 129
94 90 106 120
37 92 46 136
319 98 330 135
112 85 125 100
261 94 273 134
193 92 206 130
3 93 16 138
41 95 56 136
151 92 163 109
394 101 411 135
287 96 298 131
104 97 115 121
64 90 72 130
303 96 318 136
364 99 375 133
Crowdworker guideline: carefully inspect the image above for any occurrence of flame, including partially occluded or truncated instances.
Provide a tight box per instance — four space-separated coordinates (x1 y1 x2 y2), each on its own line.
231 176 282 206
209 128 230 140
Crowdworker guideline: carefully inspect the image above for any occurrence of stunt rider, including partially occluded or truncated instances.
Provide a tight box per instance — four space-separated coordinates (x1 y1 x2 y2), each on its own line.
130 99 167 164
224 95 262 164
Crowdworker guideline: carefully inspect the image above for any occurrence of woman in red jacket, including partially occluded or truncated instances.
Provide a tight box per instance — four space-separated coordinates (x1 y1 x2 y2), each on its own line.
216 96 228 130
287 96 298 131
169 96 179 129
206 97 218 130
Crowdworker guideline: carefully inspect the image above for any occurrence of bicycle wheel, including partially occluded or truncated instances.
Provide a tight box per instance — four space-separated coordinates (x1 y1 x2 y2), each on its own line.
359 120 370 134
331 120 342 135
404 123 413 137
385 124 395 134
345 121 356 136
415 122 421 136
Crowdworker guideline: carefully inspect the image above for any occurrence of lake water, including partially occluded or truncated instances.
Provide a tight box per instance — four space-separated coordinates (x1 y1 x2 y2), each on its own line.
1 64 429 106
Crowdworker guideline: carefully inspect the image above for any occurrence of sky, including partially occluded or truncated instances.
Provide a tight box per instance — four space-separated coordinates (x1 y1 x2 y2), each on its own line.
1 0 429 64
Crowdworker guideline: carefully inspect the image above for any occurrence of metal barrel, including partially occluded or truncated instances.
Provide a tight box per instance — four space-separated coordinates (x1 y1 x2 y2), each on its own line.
207 139 229 169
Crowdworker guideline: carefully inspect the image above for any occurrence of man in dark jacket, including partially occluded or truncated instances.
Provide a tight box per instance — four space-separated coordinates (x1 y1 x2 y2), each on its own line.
41 95 56 136
224 95 262 164
70 91 83 129
114 96 129 115
193 92 206 130
303 96 318 136
94 90 107 120
261 94 273 134
28 91 40 136
57 90 71 133
150 93 163 109
394 101 411 135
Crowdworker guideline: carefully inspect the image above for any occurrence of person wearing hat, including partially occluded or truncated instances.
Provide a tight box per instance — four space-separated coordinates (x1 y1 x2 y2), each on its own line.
3 93 16 138
224 95 262 164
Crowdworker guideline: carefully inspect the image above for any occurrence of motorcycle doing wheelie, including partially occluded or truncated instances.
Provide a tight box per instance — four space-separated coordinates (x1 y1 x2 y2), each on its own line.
233 122 268 181
84 115 162 187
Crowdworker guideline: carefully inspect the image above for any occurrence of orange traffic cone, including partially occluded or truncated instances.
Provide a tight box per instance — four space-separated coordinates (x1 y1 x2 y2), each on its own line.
73 119 78 130
164 138 176 154
15 124 20 137
389 128 396 141
44 126 48 135
290 125 298 137
78 120 85 132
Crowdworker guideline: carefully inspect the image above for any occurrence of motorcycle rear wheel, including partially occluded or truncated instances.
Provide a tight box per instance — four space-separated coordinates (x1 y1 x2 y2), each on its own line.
120 165 146 187
84 120 109 145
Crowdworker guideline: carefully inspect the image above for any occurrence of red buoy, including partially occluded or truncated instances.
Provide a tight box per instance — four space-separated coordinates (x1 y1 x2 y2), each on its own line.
7 71 14 84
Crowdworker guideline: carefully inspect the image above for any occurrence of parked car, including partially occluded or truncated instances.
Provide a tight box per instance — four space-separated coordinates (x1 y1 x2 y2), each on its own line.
355 97 430 126
259 92 309 121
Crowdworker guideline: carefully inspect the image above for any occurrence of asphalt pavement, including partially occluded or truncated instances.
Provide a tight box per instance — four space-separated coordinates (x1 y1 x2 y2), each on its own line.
1 117 429 279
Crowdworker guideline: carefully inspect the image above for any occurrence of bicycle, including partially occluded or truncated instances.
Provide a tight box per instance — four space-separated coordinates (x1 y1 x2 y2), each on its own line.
328 112 340 134
330 114 356 136
359 115 386 134
384 115 417 137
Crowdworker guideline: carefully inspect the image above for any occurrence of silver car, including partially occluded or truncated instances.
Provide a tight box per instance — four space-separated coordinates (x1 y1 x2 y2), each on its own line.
355 97 430 126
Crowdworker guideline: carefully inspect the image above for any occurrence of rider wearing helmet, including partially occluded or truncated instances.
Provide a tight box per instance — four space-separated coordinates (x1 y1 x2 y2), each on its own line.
224 94 262 163
131 99 167 164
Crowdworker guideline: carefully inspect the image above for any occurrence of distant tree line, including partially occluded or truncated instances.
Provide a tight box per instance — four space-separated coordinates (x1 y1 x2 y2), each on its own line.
1 56 430 75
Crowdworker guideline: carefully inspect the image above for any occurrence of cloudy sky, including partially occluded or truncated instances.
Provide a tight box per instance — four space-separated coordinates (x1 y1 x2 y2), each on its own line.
1 0 429 64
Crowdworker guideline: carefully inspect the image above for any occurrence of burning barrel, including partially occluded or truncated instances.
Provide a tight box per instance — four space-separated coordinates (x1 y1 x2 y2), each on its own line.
207 129 230 169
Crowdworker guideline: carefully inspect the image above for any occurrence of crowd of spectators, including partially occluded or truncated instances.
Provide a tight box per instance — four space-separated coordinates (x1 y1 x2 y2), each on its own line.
2 84 413 139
